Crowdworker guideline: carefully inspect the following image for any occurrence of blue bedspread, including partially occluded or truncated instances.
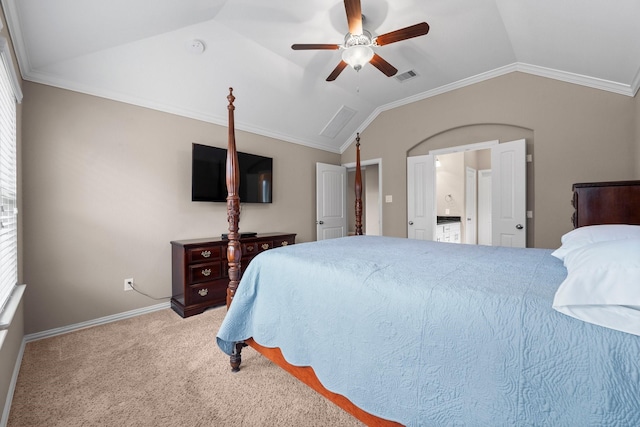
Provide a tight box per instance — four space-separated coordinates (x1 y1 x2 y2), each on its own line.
216 236 640 426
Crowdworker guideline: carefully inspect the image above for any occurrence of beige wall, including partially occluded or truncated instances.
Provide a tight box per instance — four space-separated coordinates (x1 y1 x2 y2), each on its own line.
21 82 339 334
15 68 640 335
342 72 638 249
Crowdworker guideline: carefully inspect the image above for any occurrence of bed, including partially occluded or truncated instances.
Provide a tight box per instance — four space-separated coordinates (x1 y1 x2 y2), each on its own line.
216 89 640 426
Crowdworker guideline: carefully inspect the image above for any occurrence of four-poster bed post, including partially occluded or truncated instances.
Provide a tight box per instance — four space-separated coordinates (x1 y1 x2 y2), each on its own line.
224 88 245 372
225 87 241 309
354 133 363 236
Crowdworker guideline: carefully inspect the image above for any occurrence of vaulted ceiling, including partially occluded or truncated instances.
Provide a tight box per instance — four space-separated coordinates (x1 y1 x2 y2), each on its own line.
3 0 640 153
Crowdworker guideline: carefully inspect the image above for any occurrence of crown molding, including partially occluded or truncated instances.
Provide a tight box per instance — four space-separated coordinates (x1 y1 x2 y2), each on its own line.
15 56 639 155
23 69 343 153
339 62 637 153
515 62 636 97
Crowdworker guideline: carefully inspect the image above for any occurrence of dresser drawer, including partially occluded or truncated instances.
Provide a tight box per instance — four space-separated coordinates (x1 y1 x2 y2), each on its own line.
242 242 258 256
257 241 273 252
187 245 222 263
273 236 294 247
188 261 222 284
187 281 227 305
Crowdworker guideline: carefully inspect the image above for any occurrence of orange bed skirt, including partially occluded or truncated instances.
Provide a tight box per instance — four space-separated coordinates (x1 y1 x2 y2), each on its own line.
245 338 403 427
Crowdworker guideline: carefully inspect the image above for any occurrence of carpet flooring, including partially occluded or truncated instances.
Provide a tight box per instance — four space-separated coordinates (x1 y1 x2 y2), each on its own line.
7 307 363 426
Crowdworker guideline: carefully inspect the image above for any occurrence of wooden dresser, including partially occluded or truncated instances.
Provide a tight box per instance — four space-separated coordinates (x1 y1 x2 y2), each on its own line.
170 232 296 317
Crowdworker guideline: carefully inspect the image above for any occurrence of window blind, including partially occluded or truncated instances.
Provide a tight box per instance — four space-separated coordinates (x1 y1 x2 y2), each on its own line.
0 48 17 313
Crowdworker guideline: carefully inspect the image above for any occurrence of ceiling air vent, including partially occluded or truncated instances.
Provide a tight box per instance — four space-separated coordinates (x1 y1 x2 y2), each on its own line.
395 70 419 82
320 105 356 139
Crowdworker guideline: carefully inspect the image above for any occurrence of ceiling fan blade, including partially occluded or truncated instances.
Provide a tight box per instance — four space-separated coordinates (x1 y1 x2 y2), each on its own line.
326 61 349 81
344 0 363 35
291 44 339 50
375 22 430 46
370 54 398 77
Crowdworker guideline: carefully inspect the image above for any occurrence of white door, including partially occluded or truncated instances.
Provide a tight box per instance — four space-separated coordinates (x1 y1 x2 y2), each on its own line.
316 163 347 240
407 155 435 240
477 169 492 245
465 167 477 244
491 139 526 247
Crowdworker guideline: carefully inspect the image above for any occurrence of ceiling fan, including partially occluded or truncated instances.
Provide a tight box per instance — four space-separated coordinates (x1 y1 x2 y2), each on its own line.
291 0 429 81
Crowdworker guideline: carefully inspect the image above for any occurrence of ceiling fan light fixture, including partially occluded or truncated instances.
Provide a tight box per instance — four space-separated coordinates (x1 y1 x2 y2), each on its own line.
342 45 374 71
291 2 429 82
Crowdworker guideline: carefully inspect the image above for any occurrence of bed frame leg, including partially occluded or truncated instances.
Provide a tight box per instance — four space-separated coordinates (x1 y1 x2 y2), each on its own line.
230 341 246 372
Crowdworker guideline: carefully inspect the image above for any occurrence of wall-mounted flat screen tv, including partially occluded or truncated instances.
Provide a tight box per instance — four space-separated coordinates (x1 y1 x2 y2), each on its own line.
191 143 272 203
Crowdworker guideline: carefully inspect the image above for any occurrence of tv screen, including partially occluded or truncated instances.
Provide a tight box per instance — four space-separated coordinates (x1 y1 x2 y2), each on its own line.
191 143 272 203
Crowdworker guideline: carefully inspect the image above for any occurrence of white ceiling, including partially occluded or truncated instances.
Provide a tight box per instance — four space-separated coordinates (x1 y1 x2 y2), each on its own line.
3 0 640 153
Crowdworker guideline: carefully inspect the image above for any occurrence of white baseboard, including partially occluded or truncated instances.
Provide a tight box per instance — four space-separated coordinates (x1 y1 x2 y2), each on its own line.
0 335 24 427
24 302 170 342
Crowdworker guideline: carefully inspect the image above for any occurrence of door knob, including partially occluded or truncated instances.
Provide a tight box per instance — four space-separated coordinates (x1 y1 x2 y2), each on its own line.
516 224 523 230
408 221 414 225
316 220 324 225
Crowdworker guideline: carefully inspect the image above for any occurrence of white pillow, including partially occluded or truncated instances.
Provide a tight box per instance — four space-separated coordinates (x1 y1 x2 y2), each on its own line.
552 238 640 336
551 224 640 261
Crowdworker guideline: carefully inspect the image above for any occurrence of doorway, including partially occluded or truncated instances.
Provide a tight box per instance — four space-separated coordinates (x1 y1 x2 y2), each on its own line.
345 159 382 236
434 148 491 244
407 139 526 247
316 162 347 240
477 169 492 245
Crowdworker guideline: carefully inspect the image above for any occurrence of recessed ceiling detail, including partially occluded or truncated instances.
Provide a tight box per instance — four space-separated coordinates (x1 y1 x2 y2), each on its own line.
2 0 639 153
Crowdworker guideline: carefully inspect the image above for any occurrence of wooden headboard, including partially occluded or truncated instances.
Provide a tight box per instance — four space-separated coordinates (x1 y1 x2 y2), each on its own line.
572 180 640 228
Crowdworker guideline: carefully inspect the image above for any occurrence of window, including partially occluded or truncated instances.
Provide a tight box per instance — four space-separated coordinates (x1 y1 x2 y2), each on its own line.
0 36 21 315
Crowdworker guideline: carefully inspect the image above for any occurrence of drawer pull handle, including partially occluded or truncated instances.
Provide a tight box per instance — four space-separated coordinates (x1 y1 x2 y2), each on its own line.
261 243 269 250
198 288 208 297
246 246 254 252
201 250 211 258
281 241 288 246
202 268 211 276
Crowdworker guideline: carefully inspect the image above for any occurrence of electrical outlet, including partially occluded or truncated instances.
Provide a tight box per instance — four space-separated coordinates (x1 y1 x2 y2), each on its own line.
124 278 134 291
